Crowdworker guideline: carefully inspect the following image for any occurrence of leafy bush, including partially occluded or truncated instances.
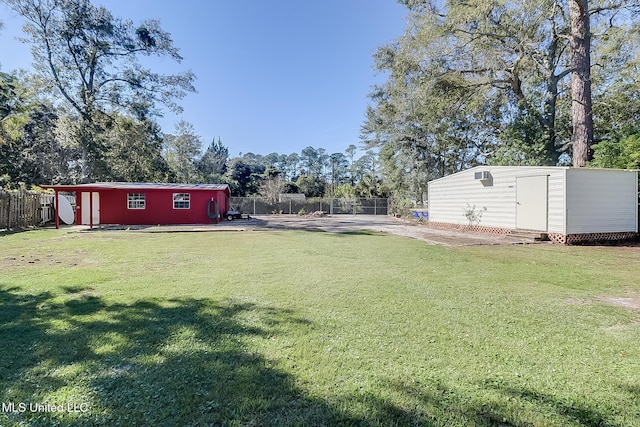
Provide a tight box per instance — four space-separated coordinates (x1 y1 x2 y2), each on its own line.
463 203 487 226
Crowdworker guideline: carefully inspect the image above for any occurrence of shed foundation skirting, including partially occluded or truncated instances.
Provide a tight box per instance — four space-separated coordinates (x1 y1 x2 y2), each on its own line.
427 222 513 235
547 232 638 245
427 222 638 245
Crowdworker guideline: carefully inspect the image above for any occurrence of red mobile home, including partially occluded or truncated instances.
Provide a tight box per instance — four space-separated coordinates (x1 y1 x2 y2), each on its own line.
42 182 231 228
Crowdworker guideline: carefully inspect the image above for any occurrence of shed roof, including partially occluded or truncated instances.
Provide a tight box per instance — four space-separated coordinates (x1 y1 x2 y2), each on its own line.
428 165 637 184
41 182 230 192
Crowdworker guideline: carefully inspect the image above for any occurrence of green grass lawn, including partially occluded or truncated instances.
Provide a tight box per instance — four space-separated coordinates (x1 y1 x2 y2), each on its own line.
1 228 639 426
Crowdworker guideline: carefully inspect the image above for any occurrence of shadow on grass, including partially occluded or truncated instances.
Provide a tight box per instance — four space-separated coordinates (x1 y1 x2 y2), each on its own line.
1 285 631 426
335 229 387 237
362 379 626 427
367 381 525 427
0 286 362 426
487 382 623 427
0 227 34 236
621 383 640 396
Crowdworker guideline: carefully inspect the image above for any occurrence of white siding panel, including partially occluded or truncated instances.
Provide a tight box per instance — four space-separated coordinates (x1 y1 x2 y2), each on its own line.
429 166 567 230
428 168 513 228
566 169 638 233
547 170 566 234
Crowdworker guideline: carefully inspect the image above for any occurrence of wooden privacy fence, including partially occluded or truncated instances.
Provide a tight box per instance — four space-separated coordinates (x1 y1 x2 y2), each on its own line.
0 190 74 229
0 190 40 228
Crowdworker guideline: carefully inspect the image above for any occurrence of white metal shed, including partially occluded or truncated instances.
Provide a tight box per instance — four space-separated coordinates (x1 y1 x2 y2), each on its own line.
427 166 638 244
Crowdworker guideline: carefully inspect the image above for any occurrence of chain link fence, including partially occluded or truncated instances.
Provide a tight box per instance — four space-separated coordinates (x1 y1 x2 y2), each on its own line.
229 197 389 216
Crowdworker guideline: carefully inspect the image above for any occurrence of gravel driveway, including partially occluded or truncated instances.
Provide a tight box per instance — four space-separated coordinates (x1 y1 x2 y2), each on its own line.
237 215 543 246
87 215 543 246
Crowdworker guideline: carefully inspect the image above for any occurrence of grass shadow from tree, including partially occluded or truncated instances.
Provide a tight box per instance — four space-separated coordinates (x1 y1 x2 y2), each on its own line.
0 286 360 426
1 283 633 426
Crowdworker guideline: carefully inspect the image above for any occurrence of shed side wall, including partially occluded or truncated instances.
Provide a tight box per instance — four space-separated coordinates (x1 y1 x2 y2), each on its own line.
547 170 566 234
428 167 566 232
566 169 638 233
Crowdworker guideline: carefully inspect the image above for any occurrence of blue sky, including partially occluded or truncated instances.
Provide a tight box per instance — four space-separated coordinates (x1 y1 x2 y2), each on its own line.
0 1 407 157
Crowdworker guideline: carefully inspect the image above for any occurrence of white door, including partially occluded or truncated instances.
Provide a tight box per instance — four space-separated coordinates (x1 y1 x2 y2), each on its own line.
81 192 100 225
516 176 548 231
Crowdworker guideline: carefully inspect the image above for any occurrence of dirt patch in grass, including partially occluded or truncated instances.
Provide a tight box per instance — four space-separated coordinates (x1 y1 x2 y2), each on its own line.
598 293 640 311
0 252 89 268
1 254 65 267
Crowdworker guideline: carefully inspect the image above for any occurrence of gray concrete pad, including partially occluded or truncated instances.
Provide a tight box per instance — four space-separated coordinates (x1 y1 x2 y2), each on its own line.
73 215 547 246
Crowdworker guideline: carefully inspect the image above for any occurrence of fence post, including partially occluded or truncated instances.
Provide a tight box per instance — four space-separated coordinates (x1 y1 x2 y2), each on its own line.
7 193 11 229
34 194 39 224
19 191 24 227
16 192 21 227
30 193 35 225
39 194 44 224
20 191 25 227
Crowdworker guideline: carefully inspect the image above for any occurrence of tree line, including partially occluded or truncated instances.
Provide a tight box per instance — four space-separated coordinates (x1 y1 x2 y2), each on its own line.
0 71 384 197
363 0 640 203
1 0 193 185
0 0 383 198
2 0 640 205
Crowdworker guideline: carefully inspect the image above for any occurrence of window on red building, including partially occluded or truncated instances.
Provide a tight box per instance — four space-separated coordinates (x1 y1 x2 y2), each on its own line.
127 193 146 209
173 193 190 209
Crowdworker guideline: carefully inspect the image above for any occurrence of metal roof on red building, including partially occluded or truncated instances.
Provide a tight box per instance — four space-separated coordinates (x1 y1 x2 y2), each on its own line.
42 182 230 192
